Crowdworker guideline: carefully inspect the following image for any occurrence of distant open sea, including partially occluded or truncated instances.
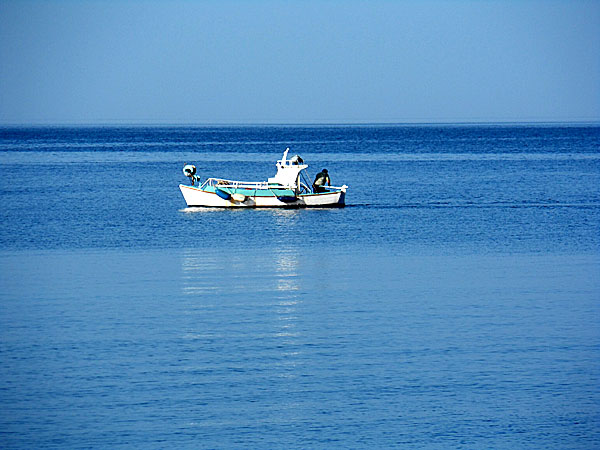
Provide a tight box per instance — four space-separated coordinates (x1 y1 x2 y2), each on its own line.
1 124 599 448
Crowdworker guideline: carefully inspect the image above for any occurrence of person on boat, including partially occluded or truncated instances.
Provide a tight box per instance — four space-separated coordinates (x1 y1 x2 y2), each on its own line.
313 169 330 193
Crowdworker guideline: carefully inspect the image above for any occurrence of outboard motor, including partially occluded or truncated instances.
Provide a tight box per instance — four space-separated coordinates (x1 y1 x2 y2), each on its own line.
183 164 198 185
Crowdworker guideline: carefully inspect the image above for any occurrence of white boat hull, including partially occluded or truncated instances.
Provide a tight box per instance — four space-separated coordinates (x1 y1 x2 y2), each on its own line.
179 184 346 208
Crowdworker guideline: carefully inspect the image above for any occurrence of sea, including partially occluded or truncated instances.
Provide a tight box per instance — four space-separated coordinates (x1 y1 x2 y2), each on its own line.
1 124 599 449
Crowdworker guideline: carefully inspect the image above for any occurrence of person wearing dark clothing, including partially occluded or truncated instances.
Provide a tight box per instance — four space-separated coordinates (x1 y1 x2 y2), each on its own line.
313 169 331 193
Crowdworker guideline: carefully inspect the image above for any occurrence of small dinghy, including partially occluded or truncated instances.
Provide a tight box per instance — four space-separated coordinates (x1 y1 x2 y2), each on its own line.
179 149 348 208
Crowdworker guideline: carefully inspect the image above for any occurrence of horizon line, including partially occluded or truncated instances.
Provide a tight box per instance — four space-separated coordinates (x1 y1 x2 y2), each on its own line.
1 119 599 128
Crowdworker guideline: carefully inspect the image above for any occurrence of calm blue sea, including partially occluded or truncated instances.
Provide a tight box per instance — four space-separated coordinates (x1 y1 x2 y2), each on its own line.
1 124 599 448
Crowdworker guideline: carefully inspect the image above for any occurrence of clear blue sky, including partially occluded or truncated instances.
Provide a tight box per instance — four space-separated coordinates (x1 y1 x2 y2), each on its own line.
1 0 598 124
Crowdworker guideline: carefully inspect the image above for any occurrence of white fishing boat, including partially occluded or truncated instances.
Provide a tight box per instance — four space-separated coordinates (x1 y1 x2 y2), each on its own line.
179 148 348 208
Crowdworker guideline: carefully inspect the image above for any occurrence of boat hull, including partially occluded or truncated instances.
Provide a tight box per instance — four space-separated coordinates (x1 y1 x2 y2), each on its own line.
179 184 346 208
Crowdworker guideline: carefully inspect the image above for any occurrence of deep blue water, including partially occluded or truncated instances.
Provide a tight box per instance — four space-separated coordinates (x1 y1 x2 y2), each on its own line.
1 125 599 448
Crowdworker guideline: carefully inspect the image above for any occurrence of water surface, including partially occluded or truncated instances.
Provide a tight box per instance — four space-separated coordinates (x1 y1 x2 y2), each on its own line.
1 125 599 448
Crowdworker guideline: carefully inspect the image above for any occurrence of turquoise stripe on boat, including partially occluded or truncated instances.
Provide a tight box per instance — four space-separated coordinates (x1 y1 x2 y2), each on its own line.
203 186 295 197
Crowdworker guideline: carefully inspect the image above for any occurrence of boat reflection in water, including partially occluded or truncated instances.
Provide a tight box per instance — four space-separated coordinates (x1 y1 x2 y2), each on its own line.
179 212 305 387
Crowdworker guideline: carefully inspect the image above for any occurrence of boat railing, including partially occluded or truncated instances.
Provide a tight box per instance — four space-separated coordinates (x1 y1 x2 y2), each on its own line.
200 177 347 193
202 177 280 190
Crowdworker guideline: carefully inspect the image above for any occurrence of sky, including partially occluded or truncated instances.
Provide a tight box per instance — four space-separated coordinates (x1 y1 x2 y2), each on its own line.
0 0 599 124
